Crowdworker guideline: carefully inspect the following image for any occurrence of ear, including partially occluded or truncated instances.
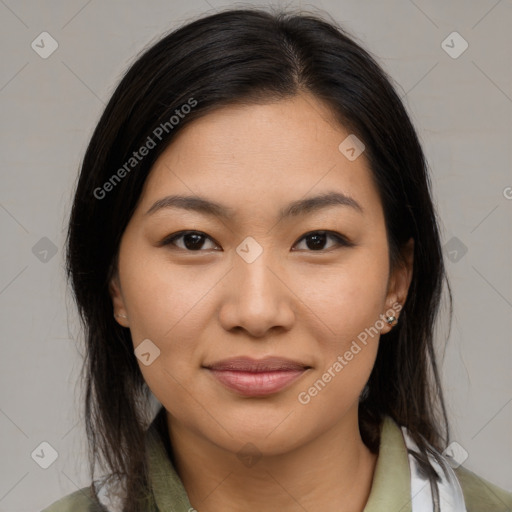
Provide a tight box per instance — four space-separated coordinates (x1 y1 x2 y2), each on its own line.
109 272 129 327
380 237 414 334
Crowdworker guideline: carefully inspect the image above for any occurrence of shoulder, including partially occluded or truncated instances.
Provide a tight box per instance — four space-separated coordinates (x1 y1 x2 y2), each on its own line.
41 486 108 512
454 465 512 511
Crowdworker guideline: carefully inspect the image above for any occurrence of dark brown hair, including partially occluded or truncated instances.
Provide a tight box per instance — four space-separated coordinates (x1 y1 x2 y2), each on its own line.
66 6 453 510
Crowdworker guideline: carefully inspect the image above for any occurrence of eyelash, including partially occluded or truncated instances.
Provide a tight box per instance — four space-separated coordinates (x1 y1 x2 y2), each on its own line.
159 230 354 252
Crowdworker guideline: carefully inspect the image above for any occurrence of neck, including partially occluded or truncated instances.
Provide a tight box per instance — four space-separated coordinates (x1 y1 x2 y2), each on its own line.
166 406 378 512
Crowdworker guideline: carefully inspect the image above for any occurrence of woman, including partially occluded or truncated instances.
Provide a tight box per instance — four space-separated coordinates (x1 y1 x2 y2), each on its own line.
43 7 511 512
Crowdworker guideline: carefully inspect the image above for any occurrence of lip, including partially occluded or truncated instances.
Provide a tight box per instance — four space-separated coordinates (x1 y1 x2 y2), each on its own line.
204 356 311 397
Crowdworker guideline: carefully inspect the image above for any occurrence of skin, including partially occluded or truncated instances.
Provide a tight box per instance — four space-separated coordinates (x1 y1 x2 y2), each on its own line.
110 92 414 512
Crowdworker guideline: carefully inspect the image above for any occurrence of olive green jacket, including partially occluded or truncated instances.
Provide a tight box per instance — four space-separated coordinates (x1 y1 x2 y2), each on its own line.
42 412 512 511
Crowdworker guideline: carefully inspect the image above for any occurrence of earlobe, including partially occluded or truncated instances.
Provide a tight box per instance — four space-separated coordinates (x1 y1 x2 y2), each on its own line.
381 238 414 334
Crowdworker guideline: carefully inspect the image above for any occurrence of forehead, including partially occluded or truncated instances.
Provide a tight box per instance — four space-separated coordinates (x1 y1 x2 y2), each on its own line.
137 93 384 225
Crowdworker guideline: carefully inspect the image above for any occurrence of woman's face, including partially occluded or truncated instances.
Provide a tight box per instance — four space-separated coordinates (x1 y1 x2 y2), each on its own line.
110 92 413 455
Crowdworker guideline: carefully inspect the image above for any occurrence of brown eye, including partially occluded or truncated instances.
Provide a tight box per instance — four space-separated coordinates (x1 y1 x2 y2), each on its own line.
292 231 353 251
160 231 219 251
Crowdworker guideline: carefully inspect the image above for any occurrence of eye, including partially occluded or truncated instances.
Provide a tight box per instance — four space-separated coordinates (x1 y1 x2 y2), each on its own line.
160 230 353 252
292 230 354 252
160 230 220 251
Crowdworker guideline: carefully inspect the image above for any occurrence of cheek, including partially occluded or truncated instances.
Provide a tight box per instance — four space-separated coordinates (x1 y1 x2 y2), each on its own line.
120 249 215 342
294 248 388 403
300 254 389 345
119 250 224 400
295 266 386 413
124 261 210 418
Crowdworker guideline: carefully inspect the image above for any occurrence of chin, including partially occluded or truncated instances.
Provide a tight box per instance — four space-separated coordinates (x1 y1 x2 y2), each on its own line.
209 416 315 458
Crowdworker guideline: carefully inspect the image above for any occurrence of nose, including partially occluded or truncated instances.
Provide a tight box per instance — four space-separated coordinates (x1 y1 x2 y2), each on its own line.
218 248 295 338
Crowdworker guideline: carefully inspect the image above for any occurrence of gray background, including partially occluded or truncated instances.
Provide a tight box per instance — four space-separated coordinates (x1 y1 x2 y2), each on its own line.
1 0 511 510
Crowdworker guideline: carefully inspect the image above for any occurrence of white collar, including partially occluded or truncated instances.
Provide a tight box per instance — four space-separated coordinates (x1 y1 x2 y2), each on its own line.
401 426 467 512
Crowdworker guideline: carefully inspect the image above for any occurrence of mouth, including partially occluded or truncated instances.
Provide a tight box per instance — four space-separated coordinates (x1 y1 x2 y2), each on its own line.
203 356 311 397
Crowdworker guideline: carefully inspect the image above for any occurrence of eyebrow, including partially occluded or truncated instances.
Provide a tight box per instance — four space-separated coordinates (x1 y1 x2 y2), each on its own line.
145 191 364 220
